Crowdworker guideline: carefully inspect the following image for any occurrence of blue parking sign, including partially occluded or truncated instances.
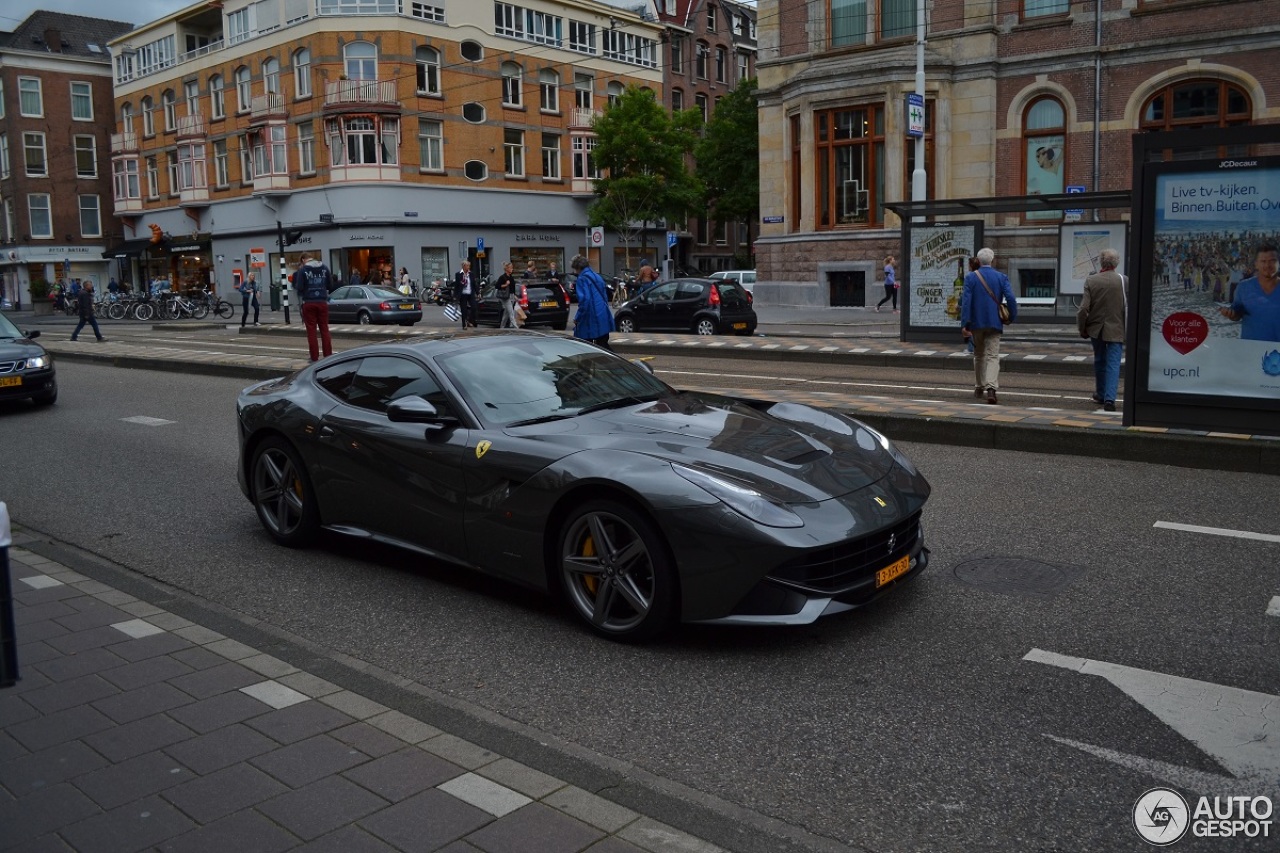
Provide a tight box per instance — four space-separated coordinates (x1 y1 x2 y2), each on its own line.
476 237 484 251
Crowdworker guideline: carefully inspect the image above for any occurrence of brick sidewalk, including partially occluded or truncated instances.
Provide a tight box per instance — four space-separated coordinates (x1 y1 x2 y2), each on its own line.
1 542 726 853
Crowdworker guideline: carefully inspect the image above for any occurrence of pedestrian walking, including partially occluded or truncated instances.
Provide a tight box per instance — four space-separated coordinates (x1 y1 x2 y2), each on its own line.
453 260 478 328
240 272 261 327
570 254 614 350
636 264 659 293
398 267 412 295
960 247 1018 404
70 282 106 342
875 255 899 312
1077 247 1126 412
962 257 979 354
494 261 519 329
349 268 362 288
293 252 333 362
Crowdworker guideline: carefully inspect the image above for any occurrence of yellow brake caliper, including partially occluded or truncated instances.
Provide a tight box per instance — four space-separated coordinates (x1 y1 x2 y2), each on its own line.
582 534 598 594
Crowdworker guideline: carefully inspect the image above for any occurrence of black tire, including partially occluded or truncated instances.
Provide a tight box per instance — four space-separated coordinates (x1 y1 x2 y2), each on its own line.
357 311 372 325
249 436 320 547
556 499 677 642
215 301 234 319
616 315 636 334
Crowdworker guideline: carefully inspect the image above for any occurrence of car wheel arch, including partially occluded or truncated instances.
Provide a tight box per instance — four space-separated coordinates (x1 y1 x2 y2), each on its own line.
540 484 676 594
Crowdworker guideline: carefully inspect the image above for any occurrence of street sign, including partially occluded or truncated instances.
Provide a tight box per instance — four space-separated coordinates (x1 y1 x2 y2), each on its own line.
906 93 925 138
589 227 604 247
1065 185 1086 222
476 237 485 252
762 215 784 224
249 248 266 268
667 231 677 248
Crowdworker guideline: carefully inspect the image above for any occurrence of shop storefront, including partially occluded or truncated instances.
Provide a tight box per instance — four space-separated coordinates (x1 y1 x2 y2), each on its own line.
168 241 214 294
3 245 110 305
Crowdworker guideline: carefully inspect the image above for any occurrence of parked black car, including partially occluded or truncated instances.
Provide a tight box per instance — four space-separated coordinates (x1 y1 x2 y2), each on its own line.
613 278 756 336
326 286 422 326
0 311 56 406
476 279 569 330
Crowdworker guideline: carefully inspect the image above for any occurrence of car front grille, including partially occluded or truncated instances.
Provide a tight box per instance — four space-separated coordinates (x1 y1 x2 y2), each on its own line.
0 360 23 374
767 511 922 594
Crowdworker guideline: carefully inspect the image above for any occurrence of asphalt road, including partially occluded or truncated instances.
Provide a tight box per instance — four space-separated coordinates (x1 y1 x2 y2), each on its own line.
2 361 1277 852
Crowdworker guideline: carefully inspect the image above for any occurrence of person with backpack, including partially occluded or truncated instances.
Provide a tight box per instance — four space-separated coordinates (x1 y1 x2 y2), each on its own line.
293 252 333 362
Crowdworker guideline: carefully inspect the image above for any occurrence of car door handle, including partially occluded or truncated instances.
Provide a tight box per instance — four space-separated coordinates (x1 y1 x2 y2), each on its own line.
318 425 336 439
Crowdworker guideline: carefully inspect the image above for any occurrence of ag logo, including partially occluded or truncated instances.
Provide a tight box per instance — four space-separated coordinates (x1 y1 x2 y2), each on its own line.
1133 787 1189 846
475 440 491 460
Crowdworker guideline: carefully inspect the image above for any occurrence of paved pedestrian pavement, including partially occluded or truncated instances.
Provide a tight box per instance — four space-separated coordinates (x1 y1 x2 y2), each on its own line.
3 524 768 853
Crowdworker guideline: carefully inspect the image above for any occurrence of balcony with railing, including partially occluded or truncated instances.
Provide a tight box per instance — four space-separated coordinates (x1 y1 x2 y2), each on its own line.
569 108 601 129
111 132 139 154
323 79 400 112
176 114 206 141
251 92 286 122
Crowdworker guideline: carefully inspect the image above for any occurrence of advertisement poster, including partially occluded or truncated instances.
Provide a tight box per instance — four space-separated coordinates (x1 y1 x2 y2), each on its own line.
1146 161 1280 400
1058 223 1127 295
907 223 981 329
1025 134 1065 221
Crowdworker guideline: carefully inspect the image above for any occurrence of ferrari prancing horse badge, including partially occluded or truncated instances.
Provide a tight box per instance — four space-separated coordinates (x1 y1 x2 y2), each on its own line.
475 440 491 459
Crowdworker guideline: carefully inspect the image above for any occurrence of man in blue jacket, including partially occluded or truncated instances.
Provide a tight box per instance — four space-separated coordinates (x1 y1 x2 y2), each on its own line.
293 253 333 362
961 247 1018 404
570 254 614 350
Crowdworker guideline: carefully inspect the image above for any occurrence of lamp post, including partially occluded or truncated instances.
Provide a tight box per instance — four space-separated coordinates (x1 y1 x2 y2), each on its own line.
910 0 927 217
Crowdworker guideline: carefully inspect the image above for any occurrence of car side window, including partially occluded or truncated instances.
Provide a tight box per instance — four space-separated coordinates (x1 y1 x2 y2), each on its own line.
648 282 677 302
347 355 449 415
329 287 348 299
315 359 361 399
676 281 704 300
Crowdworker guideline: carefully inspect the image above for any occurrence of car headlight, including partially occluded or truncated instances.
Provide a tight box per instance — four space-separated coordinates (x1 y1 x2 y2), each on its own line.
25 355 48 369
672 464 803 528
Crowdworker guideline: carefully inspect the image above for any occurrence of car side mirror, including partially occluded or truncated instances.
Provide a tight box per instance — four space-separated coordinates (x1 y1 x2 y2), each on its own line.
25 329 41 340
387 396 457 429
630 358 655 375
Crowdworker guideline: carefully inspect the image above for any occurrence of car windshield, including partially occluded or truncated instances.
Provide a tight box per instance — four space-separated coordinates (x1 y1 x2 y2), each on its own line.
0 312 23 339
436 337 670 428
364 288 405 300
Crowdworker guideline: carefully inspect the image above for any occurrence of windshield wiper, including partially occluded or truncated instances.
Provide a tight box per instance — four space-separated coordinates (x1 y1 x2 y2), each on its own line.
576 394 661 415
506 413 574 427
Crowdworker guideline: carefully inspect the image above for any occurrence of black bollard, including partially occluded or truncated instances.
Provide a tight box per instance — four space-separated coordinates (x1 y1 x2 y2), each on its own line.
0 502 19 687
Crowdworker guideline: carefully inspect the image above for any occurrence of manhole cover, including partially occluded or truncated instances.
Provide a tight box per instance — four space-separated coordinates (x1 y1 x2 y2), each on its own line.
951 556 1083 599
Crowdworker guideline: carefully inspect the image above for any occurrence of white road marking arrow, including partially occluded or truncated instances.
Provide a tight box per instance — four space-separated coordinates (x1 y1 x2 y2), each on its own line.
1025 648 1280 782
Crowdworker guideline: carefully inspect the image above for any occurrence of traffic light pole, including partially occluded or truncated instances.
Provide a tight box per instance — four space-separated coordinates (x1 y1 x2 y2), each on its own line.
277 220 291 325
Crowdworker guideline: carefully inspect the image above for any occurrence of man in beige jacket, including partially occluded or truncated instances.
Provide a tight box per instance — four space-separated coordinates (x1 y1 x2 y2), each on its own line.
1077 247 1126 412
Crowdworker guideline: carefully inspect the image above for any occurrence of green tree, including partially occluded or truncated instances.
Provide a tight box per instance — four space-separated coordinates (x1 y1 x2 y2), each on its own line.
588 86 701 270
694 79 759 228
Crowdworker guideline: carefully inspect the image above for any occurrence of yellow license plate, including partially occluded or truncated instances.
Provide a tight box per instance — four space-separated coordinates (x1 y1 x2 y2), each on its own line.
399 303 414 310
875 554 910 588
0 376 20 388
540 300 557 308
732 322 747 330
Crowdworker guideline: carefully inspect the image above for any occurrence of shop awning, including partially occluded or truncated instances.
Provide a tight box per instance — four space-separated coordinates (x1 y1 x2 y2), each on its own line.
103 239 159 259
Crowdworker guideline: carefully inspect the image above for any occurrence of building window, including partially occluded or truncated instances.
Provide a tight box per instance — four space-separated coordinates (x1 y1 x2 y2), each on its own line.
227 7 251 44
738 52 749 82
141 96 155 135
832 0 916 46
23 132 47 177
602 30 656 67
707 3 717 31
18 77 43 117
327 116 399 165
463 102 486 123
881 0 916 38
502 62 523 107
71 81 94 120
214 139 229 185
0 134 8 179
789 113 801 231
695 42 709 80
418 118 442 170
671 88 683 112
715 47 726 83
568 20 596 54
572 135 598 179
460 40 484 61
298 120 315 173
1140 79 1251 131
344 42 377 80
416 46 440 95
263 58 280 94
79 195 102 237
294 48 312 97
28 194 52 238
464 160 488 180
146 156 159 198
235 67 251 112
541 132 560 179
239 136 253 182
162 90 177 131
1023 0 1069 18
75 135 97 177
114 158 140 200
184 80 199 114
814 105 886 228
607 81 623 108
694 93 708 122
0 78 4 119
504 129 525 177
167 150 179 195
539 68 559 112
670 38 683 74
574 73 593 110
410 2 445 22
210 75 225 118
253 126 287 175
121 102 134 135
1023 96 1064 220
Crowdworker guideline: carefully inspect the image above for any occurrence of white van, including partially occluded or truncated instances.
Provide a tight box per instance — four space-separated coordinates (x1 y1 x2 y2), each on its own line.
708 270 756 293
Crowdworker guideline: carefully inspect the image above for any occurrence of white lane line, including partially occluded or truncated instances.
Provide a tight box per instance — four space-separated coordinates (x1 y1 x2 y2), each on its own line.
121 416 176 426
1267 596 1280 618
1153 521 1280 543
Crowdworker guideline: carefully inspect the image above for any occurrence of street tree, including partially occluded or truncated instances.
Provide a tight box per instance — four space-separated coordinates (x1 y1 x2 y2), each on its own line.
589 86 701 270
694 78 759 263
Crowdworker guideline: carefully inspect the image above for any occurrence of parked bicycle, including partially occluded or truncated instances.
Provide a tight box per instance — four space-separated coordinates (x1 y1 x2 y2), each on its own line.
161 291 209 320
198 286 236 320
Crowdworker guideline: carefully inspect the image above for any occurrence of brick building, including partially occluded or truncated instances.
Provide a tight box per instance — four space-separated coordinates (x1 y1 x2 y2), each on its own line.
755 0 1280 307
0 12 134 309
107 0 663 295
650 0 757 273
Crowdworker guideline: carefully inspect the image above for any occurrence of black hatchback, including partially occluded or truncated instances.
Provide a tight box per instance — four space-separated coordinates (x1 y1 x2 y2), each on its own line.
477 279 569 330
0 311 56 406
613 278 756 336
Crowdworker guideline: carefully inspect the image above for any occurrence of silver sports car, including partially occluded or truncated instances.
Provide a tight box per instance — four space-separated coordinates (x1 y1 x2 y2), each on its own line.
236 331 931 641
